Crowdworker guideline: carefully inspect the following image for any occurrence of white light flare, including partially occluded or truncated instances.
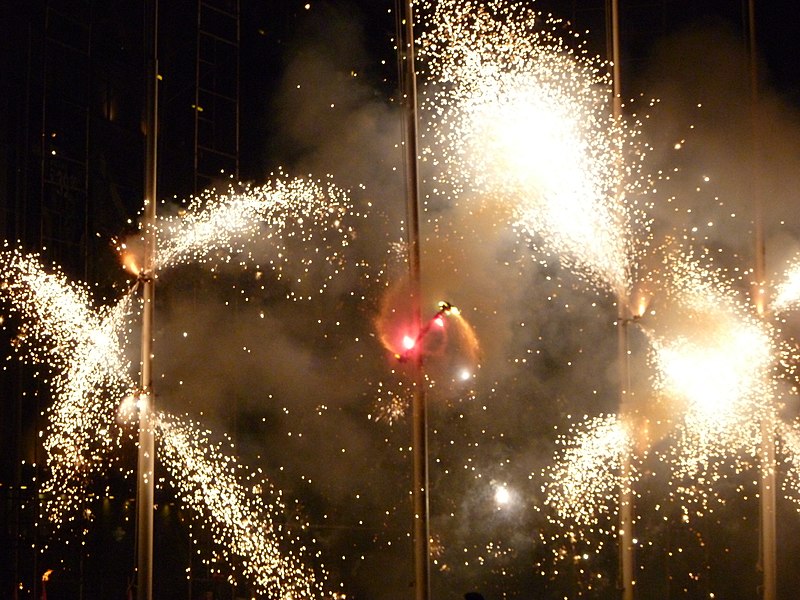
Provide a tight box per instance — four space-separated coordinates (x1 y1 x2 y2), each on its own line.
493 483 511 507
403 335 417 351
650 321 772 422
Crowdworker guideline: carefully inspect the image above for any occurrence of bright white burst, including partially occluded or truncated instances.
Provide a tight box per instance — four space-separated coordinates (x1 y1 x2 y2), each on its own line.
771 255 800 314
648 252 776 461
418 0 647 296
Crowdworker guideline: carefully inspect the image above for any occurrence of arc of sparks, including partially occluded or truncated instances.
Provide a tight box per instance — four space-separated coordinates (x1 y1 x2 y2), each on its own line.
0 173 356 597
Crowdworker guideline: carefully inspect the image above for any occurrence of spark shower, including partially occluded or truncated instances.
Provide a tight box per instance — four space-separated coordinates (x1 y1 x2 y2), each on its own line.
4 0 800 597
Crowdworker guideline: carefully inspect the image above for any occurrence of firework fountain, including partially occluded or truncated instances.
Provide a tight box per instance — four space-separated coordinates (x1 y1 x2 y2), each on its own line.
4 0 800 597
0 174 355 597
414 0 799 597
416 0 645 593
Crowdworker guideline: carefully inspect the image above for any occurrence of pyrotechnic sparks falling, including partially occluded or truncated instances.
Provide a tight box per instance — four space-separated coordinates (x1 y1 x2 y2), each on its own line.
544 414 635 530
539 245 795 568
538 413 637 592
779 421 800 509
771 256 800 314
156 413 339 598
417 0 649 296
646 252 777 459
648 254 775 420
0 173 357 595
0 247 135 524
650 326 770 434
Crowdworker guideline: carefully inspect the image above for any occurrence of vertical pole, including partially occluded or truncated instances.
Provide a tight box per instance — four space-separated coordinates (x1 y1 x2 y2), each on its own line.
748 2 776 599
400 2 430 599
137 0 158 599
609 1 634 598
609 0 622 113
618 305 634 600
759 419 776 600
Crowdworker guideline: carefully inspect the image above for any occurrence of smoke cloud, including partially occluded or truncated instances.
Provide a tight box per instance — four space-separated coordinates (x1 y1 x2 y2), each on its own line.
145 4 800 598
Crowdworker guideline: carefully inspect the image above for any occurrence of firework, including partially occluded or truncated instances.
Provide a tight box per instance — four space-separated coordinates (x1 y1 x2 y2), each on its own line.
120 174 355 302
649 253 775 433
0 247 135 524
1 171 357 595
417 0 648 296
630 251 779 514
771 256 800 314
157 413 337 598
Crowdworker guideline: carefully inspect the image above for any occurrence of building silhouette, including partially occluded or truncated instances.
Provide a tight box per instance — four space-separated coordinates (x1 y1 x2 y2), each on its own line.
0 0 240 597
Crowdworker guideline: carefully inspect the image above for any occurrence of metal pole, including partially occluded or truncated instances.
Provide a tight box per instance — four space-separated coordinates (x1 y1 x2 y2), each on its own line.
609 0 622 114
759 419 777 600
610 0 634 594
618 310 635 600
608 1 635 598
748 2 776 598
400 2 430 599
137 0 158 598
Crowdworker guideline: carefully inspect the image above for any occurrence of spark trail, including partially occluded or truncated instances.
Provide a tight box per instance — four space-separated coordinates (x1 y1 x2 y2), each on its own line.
0 246 134 525
0 174 356 596
151 176 353 302
157 414 339 599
